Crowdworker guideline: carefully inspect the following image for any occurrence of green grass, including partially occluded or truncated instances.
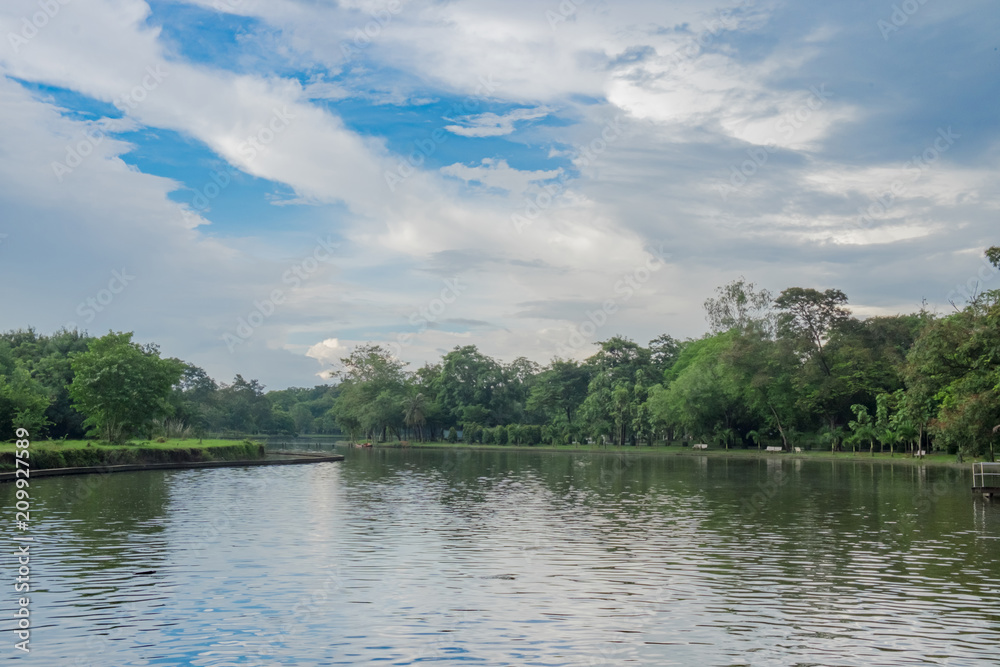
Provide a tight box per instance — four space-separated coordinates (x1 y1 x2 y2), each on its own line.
378 440 978 468
0 438 265 471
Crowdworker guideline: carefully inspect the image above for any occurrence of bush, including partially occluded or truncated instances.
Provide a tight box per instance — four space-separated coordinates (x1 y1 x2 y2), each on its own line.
464 423 483 444
495 426 508 445
447 427 458 443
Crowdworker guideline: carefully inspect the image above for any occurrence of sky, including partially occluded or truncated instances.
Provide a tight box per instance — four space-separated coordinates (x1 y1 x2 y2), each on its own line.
0 0 998 390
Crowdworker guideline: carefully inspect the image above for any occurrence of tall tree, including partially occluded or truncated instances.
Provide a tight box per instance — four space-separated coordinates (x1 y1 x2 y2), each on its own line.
526 359 590 426
68 332 183 443
775 287 851 377
332 344 408 442
0 341 50 438
704 277 775 336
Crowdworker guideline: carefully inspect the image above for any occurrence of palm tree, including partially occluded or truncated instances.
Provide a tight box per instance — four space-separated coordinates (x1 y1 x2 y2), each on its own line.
714 427 736 450
848 404 876 456
402 392 428 442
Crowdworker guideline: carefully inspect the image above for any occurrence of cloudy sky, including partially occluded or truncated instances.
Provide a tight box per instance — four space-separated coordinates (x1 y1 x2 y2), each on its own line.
1 0 997 389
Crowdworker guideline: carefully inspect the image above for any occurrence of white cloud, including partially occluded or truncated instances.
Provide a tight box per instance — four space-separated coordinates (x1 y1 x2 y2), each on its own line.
0 0 997 390
445 106 553 137
440 158 561 194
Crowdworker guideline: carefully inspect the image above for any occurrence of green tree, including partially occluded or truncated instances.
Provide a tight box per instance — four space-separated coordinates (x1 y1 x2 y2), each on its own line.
649 334 683 378
847 404 877 455
704 277 775 335
581 336 652 446
902 251 1000 460
333 344 408 442
437 345 503 425
526 359 590 425
0 342 50 438
775 287 851 377
402 391 429 441
68 332 183 443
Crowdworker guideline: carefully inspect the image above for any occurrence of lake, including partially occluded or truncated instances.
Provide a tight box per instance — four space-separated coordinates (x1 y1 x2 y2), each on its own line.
3 447 999 665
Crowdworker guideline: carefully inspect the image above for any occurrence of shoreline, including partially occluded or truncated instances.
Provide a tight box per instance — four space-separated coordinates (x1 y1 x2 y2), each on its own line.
374 441 981 470
0 438 267 472
0 452 344 482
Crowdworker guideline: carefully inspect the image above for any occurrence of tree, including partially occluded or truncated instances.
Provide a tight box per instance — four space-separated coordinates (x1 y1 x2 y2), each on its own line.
526 359 590 425
1 328 91 438
437 345 504 425
775 287 851 377
581 336 652 446
68 332 183 443
402 392 429 441
332 344 408 442
647 332 751 446
704 277 775 336
847 404 876 455
902 250 1000 460
649 334 682 378
0 342 50 438
212 375 274 434
727 331 799 451
167 363 218 434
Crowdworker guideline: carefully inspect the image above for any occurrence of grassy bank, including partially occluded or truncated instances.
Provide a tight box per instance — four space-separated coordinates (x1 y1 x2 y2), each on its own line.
0 438 265 471
378 440 983 469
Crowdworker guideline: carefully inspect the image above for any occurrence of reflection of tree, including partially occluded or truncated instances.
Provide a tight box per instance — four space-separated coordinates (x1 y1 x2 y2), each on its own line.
38 470 171 574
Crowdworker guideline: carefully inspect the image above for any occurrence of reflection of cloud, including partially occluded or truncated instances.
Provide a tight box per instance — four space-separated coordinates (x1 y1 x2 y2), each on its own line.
445 106 552 137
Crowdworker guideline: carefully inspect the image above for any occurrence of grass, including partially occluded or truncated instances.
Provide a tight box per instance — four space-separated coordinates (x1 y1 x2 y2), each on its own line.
376 440 980 468
0 438 266 471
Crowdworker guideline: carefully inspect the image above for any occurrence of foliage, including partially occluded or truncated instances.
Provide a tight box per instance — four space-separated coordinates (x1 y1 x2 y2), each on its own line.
704 277 775 336
68 332 184 443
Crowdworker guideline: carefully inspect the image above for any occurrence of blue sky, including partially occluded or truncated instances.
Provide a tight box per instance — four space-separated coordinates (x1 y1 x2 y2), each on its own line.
0 0 998 389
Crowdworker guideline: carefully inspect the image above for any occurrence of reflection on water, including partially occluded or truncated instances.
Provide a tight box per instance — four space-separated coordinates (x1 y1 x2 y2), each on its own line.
1 448 998 665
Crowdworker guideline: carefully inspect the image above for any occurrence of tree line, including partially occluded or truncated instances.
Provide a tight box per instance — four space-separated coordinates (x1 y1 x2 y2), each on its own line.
1 246 997 458
330 246 1000 460
0 330 340 443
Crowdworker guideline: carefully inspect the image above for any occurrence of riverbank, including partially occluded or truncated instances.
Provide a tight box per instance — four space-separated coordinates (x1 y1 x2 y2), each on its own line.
379 441 982 469
0 438 266 471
